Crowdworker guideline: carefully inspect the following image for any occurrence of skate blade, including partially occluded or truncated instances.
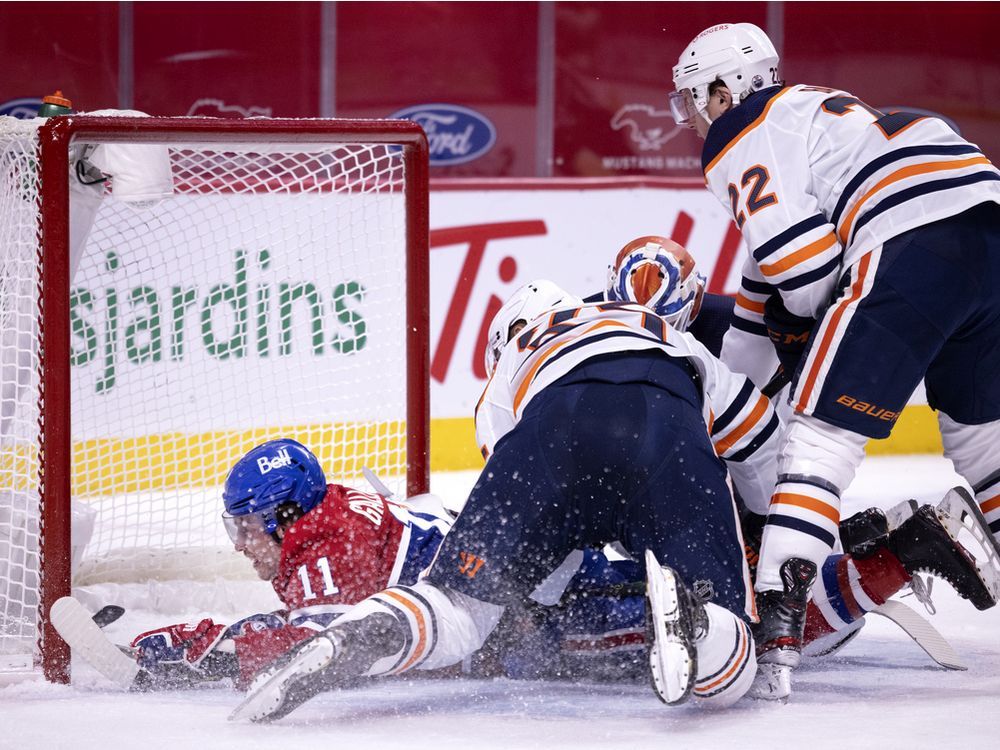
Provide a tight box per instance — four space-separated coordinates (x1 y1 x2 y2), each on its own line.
936 487 1000 606
645 550 694 705
747 662 791 701
229 637 335 722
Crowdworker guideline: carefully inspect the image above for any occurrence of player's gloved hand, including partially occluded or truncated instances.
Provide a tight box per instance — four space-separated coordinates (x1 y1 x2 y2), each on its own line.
763 294 815 375
130 618 236 690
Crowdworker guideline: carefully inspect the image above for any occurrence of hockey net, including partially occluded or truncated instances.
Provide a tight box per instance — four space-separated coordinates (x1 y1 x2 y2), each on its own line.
0 115 428 681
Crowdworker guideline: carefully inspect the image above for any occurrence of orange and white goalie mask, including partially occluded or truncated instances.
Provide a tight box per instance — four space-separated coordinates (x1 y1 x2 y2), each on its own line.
606 236 706 331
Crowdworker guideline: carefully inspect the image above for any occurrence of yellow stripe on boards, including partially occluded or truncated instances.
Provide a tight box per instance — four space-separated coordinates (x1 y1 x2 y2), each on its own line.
864 404 942 455
430 417 482 472
427 405 945 472
70 421 405 496
0 406 945 494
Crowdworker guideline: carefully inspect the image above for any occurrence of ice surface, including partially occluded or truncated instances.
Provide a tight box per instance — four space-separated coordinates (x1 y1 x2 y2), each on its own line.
3 455 998 750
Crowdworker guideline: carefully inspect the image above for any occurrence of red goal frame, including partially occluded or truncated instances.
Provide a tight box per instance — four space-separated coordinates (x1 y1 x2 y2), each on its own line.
35 117 429 682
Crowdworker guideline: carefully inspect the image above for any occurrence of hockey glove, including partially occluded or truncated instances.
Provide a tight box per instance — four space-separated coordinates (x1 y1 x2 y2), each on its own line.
763 294 815 375
130 618 236 690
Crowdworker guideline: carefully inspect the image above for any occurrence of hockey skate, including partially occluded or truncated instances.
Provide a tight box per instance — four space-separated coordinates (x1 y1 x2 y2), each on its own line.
230 611 404 722
230 629 344 722
644 549 708 705
748 557 816 701
935 487 1000 601
889 500 997 610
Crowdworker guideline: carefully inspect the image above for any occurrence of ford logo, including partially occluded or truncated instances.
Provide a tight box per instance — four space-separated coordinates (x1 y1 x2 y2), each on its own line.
390 104 496 166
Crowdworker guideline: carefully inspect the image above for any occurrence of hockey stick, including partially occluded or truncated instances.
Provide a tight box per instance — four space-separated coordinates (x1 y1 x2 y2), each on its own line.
871 600 966 670
761 364 791 399
363 466 395 499
50 596 140 689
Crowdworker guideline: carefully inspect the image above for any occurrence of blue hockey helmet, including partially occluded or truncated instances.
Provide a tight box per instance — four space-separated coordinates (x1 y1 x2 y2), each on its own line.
222 438 327 539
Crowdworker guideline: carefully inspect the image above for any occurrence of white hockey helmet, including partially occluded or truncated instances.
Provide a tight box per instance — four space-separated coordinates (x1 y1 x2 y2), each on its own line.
606 236 705 331
669 22 779 127
484 279 577 375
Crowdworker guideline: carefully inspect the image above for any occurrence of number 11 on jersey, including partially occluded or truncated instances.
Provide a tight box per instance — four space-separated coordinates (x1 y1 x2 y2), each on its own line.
297 557 341 601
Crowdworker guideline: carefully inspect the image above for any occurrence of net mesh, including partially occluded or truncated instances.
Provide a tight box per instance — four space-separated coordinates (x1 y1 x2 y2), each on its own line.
0 116 416 669
0 118 43 666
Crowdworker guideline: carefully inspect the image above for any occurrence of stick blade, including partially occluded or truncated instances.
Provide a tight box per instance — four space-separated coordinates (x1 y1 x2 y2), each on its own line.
872 599 967 671
50 596 140 688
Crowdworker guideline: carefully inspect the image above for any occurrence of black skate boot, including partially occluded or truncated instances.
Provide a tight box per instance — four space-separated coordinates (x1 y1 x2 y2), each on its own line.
839 507 890 558
752 557 817 666
748 558 816 701
645 550 709 705
888 504 996 611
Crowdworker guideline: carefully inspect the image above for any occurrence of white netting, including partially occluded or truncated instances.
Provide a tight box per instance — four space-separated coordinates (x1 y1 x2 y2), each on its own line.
0 118 43 666
0 116 418 670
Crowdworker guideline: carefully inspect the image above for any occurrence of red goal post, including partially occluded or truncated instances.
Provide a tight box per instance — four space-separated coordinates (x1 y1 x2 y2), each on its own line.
1 115 429 682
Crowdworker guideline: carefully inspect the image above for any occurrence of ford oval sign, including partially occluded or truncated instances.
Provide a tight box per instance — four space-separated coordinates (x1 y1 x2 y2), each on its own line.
390 104 496 166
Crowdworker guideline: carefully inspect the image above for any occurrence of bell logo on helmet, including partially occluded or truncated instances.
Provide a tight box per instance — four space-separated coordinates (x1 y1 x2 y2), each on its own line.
257 447 293 475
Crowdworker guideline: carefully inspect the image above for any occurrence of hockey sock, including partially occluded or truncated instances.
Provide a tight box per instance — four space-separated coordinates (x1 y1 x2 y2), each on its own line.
691 603 756 708
804 549 909 643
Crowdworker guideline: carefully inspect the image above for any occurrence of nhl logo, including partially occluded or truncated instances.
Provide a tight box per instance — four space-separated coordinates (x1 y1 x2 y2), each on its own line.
693 579 715 601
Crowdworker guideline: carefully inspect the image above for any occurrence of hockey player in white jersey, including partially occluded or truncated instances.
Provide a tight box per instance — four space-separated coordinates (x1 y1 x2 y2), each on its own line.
669 22 1000 685
232 280 791 721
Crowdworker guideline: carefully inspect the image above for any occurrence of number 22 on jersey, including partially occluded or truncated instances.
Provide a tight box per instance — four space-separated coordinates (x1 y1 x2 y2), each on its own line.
297 556 340 601
728 164 778 228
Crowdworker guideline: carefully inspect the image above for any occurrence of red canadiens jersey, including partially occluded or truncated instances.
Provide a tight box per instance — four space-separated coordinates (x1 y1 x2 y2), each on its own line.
232 484 450 685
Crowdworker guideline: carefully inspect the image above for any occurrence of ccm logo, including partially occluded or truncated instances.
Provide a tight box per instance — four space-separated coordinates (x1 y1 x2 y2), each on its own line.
768 330 809 345
836 395 900 422
257 447 293 474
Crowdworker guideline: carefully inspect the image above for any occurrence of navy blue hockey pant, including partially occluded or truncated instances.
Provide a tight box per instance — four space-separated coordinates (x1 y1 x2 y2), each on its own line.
794 201 1000 437
427 352 752 621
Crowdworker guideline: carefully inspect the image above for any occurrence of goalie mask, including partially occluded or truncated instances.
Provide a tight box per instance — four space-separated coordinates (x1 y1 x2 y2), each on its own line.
221 438 327 542
484 280 579 376
606 236 705 331
670 22 779 128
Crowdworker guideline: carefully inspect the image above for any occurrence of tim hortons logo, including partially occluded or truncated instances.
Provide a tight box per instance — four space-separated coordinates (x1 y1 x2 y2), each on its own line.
611 105 683 151
257 447 292 474
429 214 743 384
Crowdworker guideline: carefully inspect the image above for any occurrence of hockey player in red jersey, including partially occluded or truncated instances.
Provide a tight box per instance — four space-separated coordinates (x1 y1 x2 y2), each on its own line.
127 439 449 690
668 21 1000 692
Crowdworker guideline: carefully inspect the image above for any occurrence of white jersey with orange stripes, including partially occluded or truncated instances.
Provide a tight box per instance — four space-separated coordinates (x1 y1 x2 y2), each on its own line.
704 84 1000 320
475 300 780 515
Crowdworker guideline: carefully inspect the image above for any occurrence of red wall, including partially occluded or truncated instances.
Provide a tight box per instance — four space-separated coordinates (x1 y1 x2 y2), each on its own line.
2 1 997 176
